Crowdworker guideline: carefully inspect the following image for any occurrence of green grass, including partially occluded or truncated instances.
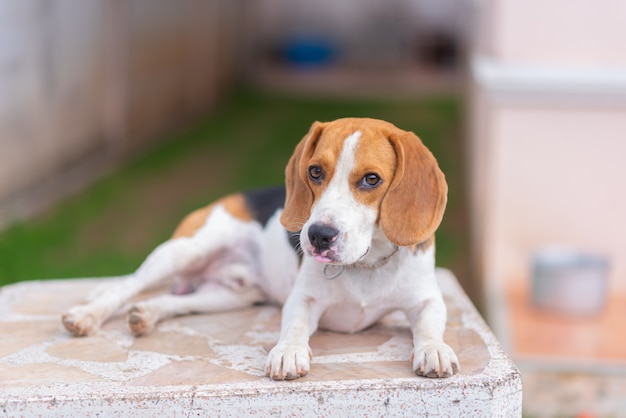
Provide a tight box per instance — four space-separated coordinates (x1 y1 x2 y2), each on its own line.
0 88 467 287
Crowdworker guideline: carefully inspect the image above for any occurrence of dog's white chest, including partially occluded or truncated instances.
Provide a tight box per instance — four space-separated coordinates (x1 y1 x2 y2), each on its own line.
318 300 393 333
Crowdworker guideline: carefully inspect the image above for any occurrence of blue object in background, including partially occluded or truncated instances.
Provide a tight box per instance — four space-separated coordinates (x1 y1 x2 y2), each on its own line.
283 35 337 68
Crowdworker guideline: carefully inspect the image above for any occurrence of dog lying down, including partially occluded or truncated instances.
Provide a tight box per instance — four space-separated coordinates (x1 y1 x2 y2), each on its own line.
62 117 459 380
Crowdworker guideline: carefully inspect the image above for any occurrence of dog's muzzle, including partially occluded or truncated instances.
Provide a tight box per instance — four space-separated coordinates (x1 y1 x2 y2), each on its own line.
306 223 340 263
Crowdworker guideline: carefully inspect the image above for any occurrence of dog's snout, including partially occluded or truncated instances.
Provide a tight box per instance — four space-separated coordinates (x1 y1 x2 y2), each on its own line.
308 224 339 251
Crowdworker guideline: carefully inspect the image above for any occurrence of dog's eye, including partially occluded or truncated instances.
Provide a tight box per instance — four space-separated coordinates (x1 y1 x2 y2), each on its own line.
308 166 323 181
362 173 381 188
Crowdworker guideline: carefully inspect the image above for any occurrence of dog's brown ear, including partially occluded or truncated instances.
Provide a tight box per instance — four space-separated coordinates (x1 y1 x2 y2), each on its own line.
380 130 448 246
281 121 326 232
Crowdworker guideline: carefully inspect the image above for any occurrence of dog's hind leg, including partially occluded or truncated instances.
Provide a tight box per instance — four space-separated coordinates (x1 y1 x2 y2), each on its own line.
127 276 265 336
62 236 211 336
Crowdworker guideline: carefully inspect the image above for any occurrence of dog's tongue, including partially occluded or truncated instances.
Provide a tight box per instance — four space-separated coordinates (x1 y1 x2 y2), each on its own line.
314 255 333 263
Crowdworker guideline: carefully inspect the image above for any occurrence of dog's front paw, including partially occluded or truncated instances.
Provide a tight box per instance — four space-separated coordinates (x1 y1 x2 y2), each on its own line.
265 343 312 380
411 342 459 378
127 305 157 337
62 306 101 337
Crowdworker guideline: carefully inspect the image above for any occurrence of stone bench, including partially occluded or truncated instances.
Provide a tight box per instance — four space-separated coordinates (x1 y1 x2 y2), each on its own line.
0 269 521 417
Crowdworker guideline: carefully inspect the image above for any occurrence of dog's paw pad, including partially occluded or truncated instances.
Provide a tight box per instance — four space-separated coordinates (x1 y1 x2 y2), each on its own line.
61 307 98 337
265 344 312 380
127 306 156 337
412 342 459 378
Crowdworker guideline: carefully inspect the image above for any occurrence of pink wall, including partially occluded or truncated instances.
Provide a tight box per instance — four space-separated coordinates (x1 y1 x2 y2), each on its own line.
482 104 626 291
478 0 626 68
469 1 626 305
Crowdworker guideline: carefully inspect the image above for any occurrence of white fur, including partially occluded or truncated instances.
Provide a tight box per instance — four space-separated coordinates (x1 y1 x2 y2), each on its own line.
62 128 458 380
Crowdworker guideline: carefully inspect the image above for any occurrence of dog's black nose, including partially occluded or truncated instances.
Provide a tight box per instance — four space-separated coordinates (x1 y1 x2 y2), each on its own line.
308 224 339 251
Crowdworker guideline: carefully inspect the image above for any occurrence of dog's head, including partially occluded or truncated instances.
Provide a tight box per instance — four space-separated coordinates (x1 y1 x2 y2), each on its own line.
281 118 447 265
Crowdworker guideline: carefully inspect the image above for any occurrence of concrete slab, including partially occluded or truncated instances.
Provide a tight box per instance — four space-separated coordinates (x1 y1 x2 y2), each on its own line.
0 269 521 417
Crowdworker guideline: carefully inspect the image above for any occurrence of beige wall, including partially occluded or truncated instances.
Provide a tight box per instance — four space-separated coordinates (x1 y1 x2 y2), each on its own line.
0 2 107 215
0 0 242 227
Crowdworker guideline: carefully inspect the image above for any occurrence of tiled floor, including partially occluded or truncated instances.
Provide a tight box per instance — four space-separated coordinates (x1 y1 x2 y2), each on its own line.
0 269 521 416
508 280 626 363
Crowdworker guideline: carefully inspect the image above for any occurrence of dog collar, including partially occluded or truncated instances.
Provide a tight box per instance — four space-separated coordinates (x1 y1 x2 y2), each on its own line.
322 245 400 280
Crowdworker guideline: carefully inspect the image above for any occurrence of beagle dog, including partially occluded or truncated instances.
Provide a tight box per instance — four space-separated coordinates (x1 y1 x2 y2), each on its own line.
62 117 459 379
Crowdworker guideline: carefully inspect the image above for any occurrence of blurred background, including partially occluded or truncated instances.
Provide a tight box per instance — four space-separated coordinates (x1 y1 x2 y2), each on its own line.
1 1 625 416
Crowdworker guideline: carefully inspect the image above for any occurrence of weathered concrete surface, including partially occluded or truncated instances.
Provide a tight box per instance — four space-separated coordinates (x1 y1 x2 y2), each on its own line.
0 269 521 417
